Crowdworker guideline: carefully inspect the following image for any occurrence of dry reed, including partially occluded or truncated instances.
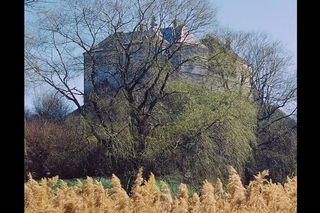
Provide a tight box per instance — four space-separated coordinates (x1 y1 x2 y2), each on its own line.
24 166 297 213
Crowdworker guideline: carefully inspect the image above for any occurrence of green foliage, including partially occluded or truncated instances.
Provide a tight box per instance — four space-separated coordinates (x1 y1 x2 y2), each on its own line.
247 109 297 184
25 67 260 190
140 78 257 185
202 34 242 89
24 33 296 191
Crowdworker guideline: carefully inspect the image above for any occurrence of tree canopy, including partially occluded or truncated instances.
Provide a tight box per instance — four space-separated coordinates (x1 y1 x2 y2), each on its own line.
25 0 297 191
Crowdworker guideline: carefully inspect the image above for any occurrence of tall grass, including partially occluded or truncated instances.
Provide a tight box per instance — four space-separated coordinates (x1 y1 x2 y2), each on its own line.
24 166 296 212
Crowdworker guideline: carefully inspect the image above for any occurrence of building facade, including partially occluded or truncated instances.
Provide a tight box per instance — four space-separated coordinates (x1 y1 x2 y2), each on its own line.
83 17 252 103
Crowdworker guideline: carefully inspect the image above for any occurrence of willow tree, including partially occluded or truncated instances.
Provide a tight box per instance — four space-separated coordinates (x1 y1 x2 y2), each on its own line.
25 0 217 190
208 28 297 183
147 77 257 188
210 29 297 126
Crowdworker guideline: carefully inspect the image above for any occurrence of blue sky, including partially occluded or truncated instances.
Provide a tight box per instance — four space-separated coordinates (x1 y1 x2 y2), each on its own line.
25 0 297 111
212 0 297 70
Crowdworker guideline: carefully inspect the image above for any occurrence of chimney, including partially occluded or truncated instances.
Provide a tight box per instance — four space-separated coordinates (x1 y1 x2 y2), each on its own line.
150 16 158 29
173 18 182 29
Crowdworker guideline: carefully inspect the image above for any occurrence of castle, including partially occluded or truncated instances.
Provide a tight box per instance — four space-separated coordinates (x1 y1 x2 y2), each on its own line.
83 17 252 104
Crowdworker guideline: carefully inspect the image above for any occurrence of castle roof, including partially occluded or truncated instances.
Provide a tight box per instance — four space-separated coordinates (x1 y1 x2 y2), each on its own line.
91 18 207 52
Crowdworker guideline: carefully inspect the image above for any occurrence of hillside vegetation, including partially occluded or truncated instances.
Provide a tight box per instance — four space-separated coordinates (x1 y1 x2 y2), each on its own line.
24 76 296 192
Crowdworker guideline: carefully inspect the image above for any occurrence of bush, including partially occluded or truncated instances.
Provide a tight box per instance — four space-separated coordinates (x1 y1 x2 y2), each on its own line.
24 116 107 179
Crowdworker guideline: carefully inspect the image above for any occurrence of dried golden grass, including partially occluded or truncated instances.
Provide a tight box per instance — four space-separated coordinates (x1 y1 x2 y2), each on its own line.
24 166 297 213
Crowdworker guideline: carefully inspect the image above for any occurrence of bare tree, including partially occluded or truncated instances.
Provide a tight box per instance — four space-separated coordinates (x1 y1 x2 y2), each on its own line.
25 0 38 6
24 0 54 12
32 91 72 122
212 28 297 128
25 0 216 190
208 28 297 183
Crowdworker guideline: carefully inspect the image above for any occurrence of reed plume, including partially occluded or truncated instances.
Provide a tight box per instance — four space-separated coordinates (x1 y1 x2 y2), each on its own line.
24 167 297 213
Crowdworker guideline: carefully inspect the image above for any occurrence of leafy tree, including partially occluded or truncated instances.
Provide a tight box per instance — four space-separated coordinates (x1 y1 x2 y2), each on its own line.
210 29 297 124
246 109 297 184
25 0 217 191
201 34 250 92
209 28 297 183
149 78 257 187
25 0 296 190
